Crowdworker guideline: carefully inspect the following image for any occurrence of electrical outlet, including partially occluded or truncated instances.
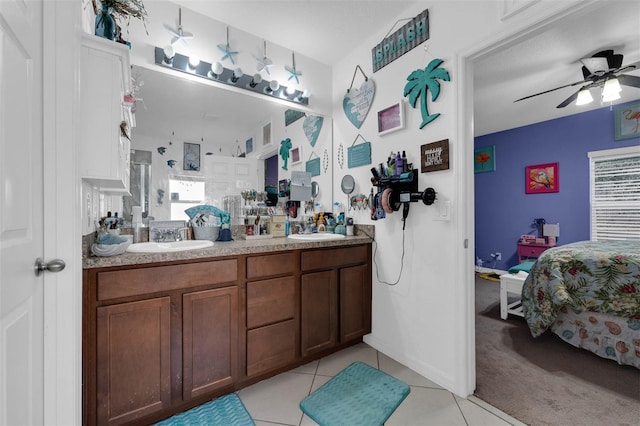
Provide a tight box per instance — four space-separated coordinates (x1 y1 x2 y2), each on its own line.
495 252 502 261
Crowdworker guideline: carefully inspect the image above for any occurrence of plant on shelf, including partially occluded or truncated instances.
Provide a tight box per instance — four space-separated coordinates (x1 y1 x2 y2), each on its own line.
93 0 148 42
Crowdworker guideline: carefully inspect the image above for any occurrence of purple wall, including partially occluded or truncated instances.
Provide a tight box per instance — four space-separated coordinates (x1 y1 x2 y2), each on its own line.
474 100 640 270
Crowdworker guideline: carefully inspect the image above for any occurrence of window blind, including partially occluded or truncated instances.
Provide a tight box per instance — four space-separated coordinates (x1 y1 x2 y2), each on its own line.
589 147 640 240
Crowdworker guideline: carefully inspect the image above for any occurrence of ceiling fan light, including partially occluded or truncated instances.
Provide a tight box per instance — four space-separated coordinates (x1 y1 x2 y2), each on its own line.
602 77 622 102
575 88 593 106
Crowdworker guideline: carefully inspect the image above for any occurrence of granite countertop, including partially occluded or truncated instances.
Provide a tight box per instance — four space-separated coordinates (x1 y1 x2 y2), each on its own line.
83 233 373 269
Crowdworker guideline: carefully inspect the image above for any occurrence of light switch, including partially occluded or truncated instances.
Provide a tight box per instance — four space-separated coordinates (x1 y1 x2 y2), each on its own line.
432 200 451 221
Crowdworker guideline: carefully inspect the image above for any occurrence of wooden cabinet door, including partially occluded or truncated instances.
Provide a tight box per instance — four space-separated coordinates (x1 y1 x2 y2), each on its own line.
339 264 372 342
182 287 238 400
96 297 171 425
301 270 337 357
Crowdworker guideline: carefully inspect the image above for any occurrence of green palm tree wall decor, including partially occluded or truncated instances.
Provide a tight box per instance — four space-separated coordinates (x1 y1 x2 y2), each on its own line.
403 58 450 129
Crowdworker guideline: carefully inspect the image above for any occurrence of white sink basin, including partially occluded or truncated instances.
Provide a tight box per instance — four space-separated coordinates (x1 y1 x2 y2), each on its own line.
126 240 214 253
287 233 346 242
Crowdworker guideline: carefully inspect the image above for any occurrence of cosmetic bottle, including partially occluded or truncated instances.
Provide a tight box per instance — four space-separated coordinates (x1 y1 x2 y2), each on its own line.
395 152 403 176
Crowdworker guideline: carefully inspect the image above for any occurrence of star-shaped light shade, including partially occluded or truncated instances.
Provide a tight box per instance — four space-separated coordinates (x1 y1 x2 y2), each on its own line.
218 27 239 64
164 8 193 48
256 40 274 75
286 52 302 85
257 56 274 75
218 43 239 64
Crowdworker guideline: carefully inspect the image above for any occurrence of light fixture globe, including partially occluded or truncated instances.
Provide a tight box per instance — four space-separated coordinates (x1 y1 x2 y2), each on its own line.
249 73 262 88
602 77 622 102
269 80 280 92
188 54 200 69
162 45 175 64
575 88 593 106
211 62 224 76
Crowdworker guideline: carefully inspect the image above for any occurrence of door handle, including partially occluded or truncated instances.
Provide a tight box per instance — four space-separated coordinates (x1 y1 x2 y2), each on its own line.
34 258 66 277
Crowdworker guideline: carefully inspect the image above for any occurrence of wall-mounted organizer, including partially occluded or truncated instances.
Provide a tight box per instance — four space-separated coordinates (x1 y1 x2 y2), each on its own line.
370 163 436 228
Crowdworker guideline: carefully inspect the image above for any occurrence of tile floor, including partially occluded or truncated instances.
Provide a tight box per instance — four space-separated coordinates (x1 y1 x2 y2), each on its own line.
236 343 525 425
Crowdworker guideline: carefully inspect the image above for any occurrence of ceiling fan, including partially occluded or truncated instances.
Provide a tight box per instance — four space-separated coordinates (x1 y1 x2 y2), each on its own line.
514 49 640 108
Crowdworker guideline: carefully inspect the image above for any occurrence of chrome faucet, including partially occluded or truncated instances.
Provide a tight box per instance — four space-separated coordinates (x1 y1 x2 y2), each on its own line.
154 229 166 242
175 228 188 241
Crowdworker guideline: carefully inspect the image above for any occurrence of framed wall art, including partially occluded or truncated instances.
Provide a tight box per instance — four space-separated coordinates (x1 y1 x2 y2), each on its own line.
183 142 201 171
474 145 495 173
377 101 405 135
262 122 272 146
614 101 640 141
421 139 449 173
246 137 253 154
290 146 303 165
525 162 559 194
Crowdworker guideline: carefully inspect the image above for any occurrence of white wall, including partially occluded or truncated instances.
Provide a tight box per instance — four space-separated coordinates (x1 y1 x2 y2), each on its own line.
332 0 585 396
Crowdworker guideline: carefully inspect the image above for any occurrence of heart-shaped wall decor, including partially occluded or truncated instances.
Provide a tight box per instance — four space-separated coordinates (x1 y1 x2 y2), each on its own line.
303 115 324 147
342 79 375 129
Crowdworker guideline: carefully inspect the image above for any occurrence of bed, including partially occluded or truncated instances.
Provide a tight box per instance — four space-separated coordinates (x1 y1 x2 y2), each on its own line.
521 240 640 368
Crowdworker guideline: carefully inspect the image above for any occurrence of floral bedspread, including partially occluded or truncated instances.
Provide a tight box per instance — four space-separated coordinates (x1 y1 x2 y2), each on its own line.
522 240 640 338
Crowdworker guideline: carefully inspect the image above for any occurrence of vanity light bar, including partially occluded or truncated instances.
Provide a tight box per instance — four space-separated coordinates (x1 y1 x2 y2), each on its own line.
154 47 309 106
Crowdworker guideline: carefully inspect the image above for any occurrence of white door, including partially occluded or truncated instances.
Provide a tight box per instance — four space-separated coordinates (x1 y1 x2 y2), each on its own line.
0 0 45 424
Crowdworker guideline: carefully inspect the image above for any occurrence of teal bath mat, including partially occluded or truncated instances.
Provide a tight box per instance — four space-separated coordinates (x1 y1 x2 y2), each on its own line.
300 361 410 426
156 393 254 426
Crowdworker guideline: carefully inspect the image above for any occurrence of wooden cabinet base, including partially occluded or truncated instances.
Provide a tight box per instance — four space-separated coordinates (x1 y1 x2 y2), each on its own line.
84 244 371 425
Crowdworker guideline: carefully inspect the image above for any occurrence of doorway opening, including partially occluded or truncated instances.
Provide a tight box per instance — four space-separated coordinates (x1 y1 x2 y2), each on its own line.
265 154 278 205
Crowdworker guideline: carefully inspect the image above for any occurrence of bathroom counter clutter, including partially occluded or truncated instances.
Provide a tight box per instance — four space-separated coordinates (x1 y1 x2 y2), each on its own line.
83 234 372 268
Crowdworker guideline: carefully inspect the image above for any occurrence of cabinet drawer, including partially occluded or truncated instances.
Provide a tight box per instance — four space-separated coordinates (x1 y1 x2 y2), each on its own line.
247 276 296 329
247 252 297 279
518 245 547 257
301 245 368 271
247 320 296 377
97 259 237 300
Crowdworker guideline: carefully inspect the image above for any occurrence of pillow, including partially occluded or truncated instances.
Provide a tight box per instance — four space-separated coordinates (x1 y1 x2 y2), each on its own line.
508 261 535 274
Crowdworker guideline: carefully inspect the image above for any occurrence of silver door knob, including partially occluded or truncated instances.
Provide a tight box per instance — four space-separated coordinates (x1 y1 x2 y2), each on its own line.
34 258 66 277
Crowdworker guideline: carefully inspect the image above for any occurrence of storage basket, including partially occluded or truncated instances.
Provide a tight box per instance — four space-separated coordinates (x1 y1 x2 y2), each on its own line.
193 225 220 241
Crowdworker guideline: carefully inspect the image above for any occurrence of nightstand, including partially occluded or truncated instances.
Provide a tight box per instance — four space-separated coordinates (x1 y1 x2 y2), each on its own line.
517 242 554 262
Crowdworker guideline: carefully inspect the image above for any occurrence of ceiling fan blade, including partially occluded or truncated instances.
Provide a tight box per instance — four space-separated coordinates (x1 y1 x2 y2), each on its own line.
514 79 586 103
618 74 640 88
616 60 640 74
608 53 623 70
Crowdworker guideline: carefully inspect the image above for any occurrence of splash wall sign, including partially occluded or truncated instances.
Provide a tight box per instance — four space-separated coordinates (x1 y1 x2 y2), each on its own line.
372 9 429 72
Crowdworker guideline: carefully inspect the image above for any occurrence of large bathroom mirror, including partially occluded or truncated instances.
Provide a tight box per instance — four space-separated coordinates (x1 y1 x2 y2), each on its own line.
128 65 333 223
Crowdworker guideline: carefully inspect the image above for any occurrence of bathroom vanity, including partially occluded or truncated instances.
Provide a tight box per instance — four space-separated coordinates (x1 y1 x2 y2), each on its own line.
82 237 372 425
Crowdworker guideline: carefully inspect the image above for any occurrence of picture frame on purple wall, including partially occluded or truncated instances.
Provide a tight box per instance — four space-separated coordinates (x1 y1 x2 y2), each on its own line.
613 101 640 141
474 145 495 173
525 162 559 194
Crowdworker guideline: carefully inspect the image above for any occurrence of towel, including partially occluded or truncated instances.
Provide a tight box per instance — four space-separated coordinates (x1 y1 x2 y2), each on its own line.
96 231 128 245
184 205 231 225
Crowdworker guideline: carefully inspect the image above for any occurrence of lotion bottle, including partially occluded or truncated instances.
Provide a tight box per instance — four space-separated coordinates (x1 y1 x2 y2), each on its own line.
395 152 403 176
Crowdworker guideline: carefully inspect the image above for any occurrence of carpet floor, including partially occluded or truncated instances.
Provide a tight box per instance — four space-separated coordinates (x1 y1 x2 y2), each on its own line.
474 274 640 426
